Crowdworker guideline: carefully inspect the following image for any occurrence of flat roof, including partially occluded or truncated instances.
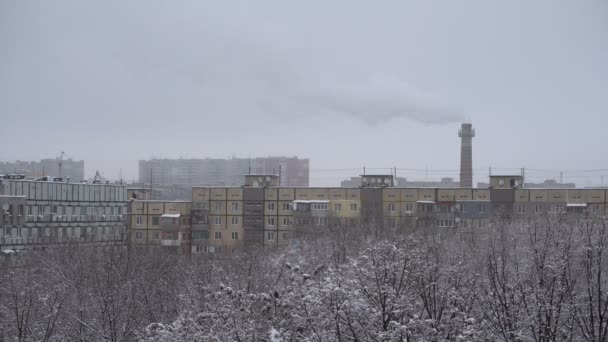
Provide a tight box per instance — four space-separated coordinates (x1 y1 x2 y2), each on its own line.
293 200 330 203
131 200 191 203
2 179 126 187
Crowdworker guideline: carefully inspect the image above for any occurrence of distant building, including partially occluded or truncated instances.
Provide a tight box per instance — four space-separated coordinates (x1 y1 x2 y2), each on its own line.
138 156 309 187
0 158 85 181
341 176 460 188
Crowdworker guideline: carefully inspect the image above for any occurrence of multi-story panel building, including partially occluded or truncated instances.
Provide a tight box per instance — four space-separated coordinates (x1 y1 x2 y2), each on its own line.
139 156 309 187
128 200 192 254
0 158 85 181
0 175 127 251
125 173 608 254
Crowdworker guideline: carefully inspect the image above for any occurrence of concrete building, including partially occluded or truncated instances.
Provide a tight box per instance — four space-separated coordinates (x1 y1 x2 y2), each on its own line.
0 158 85 181
128 199 192 254
161 172 608 254
0 175 127 252
138 156 309 187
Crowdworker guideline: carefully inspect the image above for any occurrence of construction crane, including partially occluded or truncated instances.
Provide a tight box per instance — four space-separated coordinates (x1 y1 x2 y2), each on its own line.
56 151 66 177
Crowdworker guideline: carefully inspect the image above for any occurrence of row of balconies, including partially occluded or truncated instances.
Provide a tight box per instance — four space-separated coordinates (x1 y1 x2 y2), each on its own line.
0 235 124 246
25 214 124 223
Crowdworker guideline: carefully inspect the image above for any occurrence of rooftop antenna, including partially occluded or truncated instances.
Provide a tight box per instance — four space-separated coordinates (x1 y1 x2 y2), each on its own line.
56 151 66 177
93 170 103 184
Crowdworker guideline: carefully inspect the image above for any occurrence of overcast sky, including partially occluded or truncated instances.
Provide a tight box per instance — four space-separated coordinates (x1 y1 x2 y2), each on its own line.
1 0 607 186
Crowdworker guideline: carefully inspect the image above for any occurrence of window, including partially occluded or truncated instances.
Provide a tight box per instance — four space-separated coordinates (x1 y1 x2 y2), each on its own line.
312 203 328 210
192 231 209 239
231 232 239 240
231 202 239 211
517 204 526 214
350 203 358 211
231 216 239 225
214 216 222 225
283 232 288 240
52 205 57 214
152 216 160 225
283 217 292 226
315 217 328 226
136 216 142 225
282 202 292 211
388 203 395 212
437 219 454 227
214 232 222 240
535 204 543 214
214 202 222 211
405 203 413 212
153 232 159 240
479 204 486 213
267 202 276 211
267 231 275 241
267 217 276 226
334 203 342 212
135 231 143 239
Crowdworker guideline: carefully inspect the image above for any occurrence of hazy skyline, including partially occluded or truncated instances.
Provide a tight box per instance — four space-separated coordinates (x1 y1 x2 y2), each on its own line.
1 1 607 186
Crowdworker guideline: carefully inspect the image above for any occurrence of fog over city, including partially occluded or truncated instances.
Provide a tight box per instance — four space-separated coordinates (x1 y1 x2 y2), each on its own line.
4 2 608 341
1 0 607 185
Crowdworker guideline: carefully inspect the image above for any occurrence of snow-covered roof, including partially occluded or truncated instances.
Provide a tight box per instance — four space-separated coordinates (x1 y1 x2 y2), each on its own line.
293 200 330 204
161 213 181 218
566 203 587 207
417 200 436 204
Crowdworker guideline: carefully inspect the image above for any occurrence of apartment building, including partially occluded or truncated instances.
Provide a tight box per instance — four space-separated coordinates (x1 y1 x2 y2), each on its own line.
128 200 192 254
0 158 85 181
122 172 608 254
0 175 127 251
139 156 309 187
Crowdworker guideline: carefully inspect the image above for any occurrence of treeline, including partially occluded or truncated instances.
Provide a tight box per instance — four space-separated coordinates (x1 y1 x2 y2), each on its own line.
1 218 608 341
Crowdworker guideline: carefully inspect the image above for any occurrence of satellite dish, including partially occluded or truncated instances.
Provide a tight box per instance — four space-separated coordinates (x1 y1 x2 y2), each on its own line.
265 176 271 181
253 181 259 187
455 217 461 223
384 178 390 184
1 204 8 211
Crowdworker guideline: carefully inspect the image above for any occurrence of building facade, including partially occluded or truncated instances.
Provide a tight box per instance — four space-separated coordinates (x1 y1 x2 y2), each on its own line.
128 200 192 254
0 176 127 251
139 156 309 187
159 173 607 254
0 158 85 182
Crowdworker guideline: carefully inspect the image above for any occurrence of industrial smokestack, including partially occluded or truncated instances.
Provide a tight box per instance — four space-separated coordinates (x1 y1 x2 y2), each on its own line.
459 123 475 188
